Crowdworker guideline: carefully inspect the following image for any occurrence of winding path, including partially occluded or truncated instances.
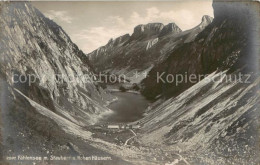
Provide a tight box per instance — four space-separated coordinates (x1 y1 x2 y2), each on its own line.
124 129 137 146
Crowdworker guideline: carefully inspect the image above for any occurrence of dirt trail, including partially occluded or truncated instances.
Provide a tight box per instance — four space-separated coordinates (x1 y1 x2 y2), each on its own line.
124 129 136 146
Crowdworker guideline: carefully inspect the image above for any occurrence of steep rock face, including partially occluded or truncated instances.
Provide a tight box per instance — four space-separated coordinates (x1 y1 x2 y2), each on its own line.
87 16 212 84
0 2 111 126
212 0 259 72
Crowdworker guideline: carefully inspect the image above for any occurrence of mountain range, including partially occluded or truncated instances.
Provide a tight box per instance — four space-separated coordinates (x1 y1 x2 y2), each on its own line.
0 1 259 164
88 15 213 84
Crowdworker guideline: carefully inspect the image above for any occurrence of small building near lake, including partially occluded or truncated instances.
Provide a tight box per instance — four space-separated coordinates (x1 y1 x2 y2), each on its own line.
107 125 120 129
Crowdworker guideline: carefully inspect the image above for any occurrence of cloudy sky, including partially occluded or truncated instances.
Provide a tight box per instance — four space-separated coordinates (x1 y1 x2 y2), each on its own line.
32 1 213 53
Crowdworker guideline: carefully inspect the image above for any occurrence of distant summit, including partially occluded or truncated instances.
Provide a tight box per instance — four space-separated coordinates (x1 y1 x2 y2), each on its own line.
130 23 164 40
159 23 182 37
200 15 214 27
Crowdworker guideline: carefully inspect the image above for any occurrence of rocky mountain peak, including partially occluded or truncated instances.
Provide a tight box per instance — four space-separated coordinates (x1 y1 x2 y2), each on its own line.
159 23 182 37
107 38 114 44
105 34 130 47
131 23 164 40
115 33 130 44
113 34 130 46
201 15 213 24
198 15 213 29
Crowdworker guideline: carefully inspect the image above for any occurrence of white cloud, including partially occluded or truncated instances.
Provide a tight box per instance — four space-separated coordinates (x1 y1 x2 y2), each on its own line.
72 25 130 53
128 7 197 30
44 10 73 24
72 7 212 53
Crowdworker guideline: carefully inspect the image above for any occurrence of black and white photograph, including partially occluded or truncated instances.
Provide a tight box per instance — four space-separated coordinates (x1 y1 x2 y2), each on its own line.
0 0 259 164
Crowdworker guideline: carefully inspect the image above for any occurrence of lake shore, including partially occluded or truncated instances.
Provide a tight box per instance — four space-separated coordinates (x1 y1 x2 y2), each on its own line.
100 91 151 123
